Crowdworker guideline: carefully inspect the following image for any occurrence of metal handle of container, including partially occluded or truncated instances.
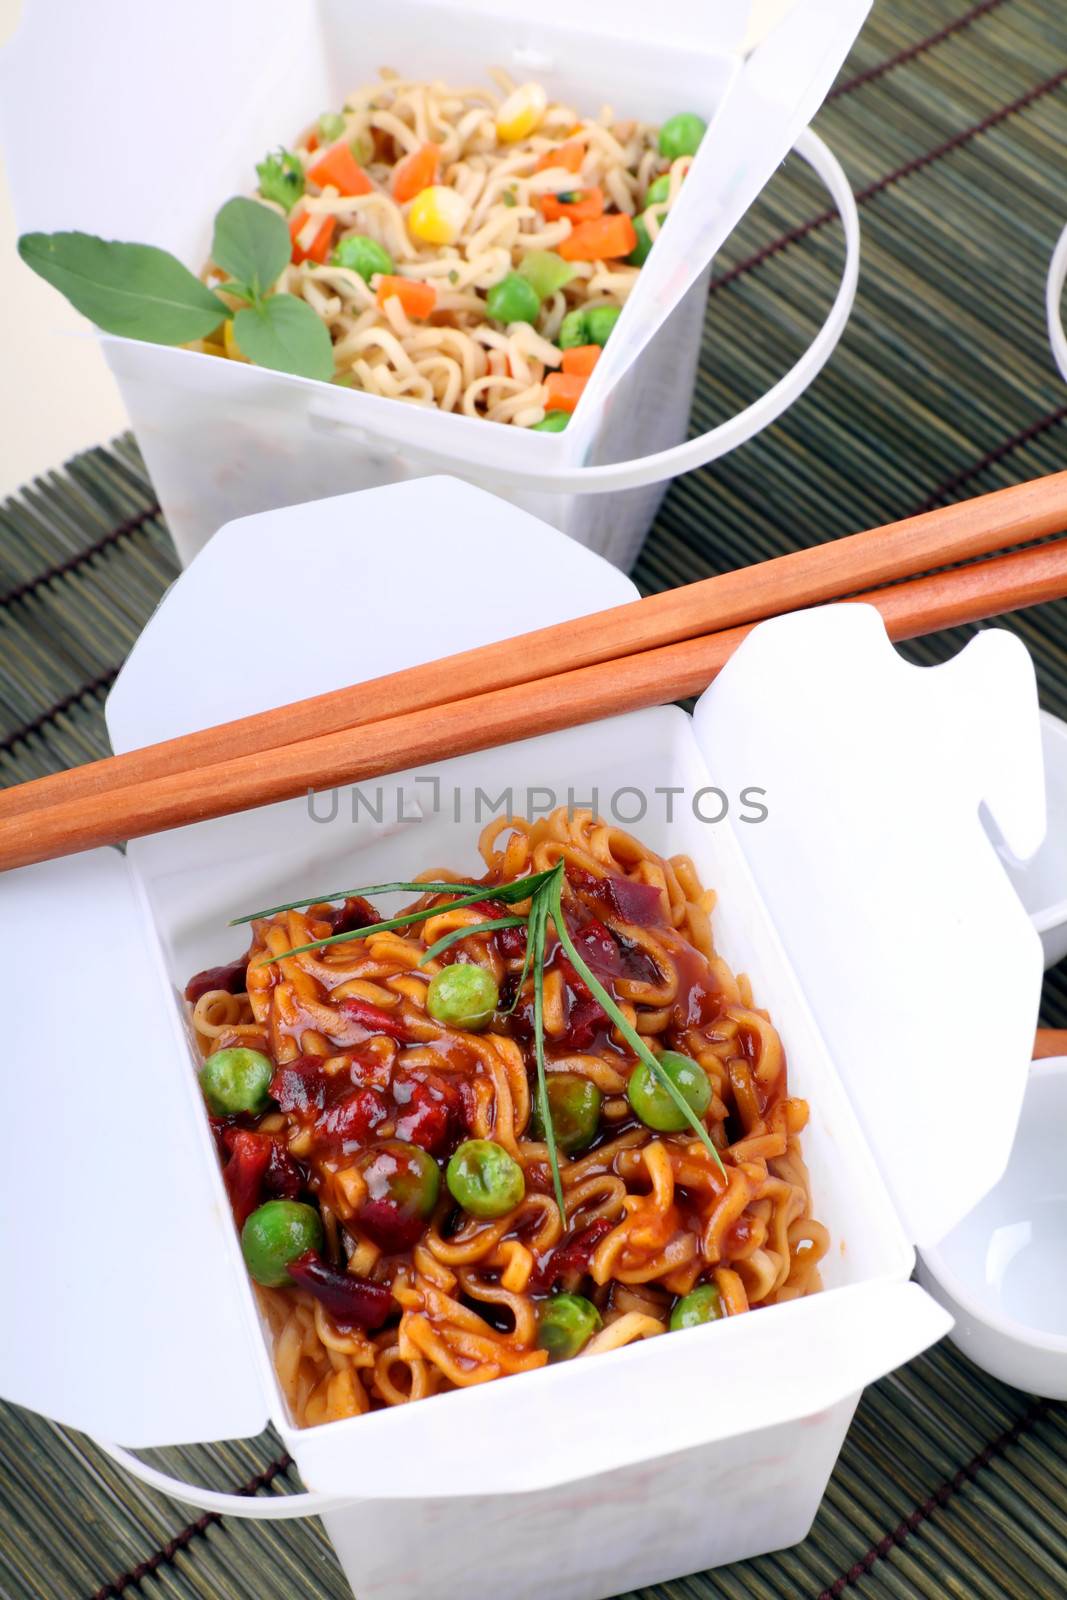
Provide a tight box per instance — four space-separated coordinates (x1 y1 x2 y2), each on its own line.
307 128 858 495
1046 223 1067 384
96 1440 345 1520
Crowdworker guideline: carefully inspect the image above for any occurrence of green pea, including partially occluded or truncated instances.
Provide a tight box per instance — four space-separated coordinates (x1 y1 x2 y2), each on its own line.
659 112 707 161
241 1200 323 1287
349 127 375 165
532 1075 602 1153
426 963 499 1031
199 1047 274 1116
537 1293 602 1361
447 1139 525 1218
317 111 346 143
646 174 672 206
485 271 541 326
627 1049 711 1132
557 308 589 349
533 410 570 432
331 234 394 282
518 250 575 300
670 1283 723 1330
628 213 654 267
355 1140 440 1249
584 305 622 347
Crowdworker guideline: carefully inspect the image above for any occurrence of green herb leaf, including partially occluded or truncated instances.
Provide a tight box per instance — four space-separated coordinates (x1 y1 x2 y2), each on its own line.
17 232 227 344
531 877 567 1223
233 295 335 381
256 148 305 214
418 917 526 966
489 866 561 906
215 279 257 304
211 198 291 297
256 870 559 963
548 875 726 1178
233 881 484 925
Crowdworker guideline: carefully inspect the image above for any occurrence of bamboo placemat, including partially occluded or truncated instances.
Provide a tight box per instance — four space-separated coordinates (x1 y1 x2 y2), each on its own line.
2 2 1067 1595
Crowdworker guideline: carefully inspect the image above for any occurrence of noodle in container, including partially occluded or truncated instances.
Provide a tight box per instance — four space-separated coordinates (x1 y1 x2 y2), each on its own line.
0 479 1047 1600
0 0 869 570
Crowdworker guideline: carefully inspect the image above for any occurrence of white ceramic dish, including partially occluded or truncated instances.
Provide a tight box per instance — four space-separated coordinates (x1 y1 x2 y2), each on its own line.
997 711 1067 968
918 1058 1067 1400
1046 222 1067 386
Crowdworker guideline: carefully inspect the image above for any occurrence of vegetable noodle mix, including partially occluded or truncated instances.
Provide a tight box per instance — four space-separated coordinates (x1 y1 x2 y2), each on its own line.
198 70 705 428
188 811 828 1428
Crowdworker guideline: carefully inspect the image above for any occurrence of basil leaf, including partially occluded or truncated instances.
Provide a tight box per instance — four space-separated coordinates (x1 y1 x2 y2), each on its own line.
232 295 334 380
18 232 227 343
211 198 290 295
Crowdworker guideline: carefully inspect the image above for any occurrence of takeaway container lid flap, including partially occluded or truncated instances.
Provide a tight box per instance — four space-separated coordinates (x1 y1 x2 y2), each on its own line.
0 479 637 1446
691 603 1046 1250
584 0 872 416
0 848 268 1446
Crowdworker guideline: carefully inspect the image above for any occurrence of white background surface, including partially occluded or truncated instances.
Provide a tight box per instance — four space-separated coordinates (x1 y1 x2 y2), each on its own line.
0 0 795 497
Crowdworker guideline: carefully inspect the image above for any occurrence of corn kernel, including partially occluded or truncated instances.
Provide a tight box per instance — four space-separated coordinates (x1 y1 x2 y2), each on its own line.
222 318 248 362
407 184 470 245
496 82 547 143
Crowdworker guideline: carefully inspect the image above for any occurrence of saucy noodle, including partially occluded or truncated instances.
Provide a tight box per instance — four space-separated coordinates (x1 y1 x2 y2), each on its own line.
188 810 828 1428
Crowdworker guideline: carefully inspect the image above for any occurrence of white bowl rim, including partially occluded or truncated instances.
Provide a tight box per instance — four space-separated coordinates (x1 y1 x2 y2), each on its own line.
920 1057 1067 1356
1015 710 1067 932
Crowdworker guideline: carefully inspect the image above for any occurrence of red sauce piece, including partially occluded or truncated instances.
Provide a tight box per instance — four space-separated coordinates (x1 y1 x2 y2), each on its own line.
315 1086 390 1151
567 864 666 927
265 1141 305 1201
530 1216 612 1292
569 917 626 978
391 1064 468 1154
287 1250 393 1330
184 955 248 1003
270 1058 330 1115
338 997 412 1042
222 1128 272 1226
320 896 381 936
221 1128 307 1221
496 922 528 958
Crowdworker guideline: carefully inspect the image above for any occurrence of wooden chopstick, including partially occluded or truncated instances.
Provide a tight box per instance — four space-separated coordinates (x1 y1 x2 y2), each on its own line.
2 536 1065 874
3 472 1067 825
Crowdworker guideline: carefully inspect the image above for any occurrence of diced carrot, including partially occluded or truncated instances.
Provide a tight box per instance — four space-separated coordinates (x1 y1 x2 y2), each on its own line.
392 143 440 203
544 371 588 413
289 210 337 265
535 139 584 174
306 132 319 153
307 141 373 197
376 275 437 318
558 213 638 262
539 186 604 224
561 344 601 377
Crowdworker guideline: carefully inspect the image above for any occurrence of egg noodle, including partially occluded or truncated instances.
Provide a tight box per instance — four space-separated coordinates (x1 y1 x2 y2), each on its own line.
198 70 692 426
189 809 828 1428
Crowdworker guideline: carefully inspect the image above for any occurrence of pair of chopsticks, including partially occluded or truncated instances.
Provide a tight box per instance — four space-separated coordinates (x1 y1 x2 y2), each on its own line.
3 472 1067 875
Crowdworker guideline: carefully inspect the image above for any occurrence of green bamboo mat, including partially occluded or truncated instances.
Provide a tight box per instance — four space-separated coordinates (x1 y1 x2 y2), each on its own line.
3 1 1067 1595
